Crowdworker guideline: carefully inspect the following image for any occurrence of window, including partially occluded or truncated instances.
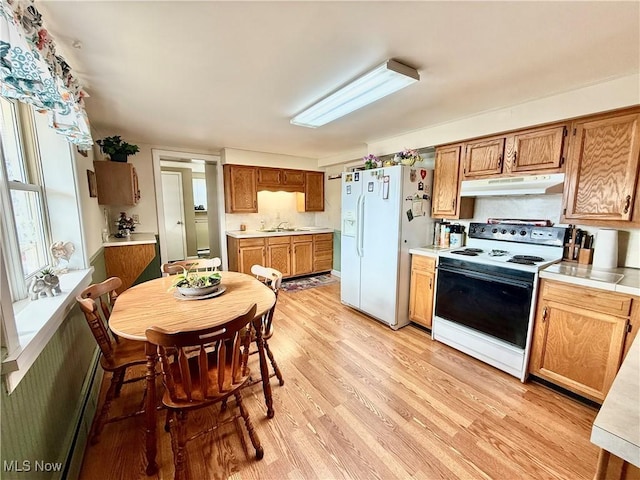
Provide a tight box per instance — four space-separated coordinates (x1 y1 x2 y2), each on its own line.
193 177 207 209
0 97 51 298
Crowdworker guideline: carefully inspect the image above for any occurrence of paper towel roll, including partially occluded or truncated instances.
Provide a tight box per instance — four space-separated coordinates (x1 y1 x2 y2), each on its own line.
592 228 618 269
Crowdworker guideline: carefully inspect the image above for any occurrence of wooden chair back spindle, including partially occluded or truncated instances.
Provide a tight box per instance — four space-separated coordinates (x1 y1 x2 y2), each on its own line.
146 304 257 405
161 257 222 276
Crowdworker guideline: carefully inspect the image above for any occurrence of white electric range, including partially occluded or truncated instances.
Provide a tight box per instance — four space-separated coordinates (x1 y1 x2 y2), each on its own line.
432 222 567 381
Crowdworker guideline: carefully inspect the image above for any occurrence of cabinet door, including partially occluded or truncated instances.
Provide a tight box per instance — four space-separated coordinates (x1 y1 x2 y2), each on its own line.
506 126 566 174
94 161 137 205
257 167 282 187
409 257 435 328
283 169 305 187
292 240 313 276
529 300 628 402
238 245 265 275
301 172 324 212
223 165 257 213
432 145 474 218
463 138 505 178
267 237 291 277
563 113 640 223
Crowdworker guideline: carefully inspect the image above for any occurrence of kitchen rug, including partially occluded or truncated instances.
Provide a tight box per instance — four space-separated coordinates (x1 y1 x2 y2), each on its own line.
280 274 339 292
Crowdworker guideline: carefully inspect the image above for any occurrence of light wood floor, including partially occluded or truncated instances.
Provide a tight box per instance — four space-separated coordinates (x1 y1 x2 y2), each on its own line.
80 281 600 480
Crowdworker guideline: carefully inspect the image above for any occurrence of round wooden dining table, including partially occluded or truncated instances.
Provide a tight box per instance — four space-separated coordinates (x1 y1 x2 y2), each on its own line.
108 271 276 475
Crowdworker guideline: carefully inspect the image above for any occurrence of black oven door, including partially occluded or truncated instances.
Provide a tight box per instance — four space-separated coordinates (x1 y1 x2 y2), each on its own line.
434 258 534 348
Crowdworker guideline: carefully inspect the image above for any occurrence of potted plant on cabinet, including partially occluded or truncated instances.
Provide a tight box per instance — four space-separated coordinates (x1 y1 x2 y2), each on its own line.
96 136 140 162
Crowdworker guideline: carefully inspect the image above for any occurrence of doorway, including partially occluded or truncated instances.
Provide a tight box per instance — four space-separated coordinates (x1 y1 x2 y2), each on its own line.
152 149 226 267
161 171 187 261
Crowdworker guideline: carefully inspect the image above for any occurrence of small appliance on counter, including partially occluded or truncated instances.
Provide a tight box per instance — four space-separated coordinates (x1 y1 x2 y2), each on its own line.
449 224 465 248
432 220 450 247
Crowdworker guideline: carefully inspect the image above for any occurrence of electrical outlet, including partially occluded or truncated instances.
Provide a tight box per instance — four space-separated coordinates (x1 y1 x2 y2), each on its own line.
132 214 139 223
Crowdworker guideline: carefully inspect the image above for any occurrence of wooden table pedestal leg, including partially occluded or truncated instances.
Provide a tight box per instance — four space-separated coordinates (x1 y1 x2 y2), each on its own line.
594 449 611 480
253 319 274 418
144 342 159 475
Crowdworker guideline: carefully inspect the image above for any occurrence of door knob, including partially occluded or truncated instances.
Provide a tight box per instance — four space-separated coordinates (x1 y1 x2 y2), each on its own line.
177 221 184 225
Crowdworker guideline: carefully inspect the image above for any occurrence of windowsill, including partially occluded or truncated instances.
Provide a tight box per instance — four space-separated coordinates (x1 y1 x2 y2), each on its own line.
2 268 93 394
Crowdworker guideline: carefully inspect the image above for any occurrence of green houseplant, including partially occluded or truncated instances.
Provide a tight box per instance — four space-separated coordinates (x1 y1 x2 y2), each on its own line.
97 136 140 162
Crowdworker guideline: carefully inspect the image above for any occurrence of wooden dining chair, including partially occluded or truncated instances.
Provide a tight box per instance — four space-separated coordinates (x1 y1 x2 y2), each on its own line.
76 277 149 444
161 257 221 276
248 265 285 387
146 303 263 480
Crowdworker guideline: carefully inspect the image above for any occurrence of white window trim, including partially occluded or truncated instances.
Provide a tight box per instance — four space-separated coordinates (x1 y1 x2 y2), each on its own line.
1 267 93 393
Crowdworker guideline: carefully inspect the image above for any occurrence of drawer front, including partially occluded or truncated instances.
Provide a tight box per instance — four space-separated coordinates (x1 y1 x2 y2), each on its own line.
314 240 333 254
411 255 436 272
314 258 333 272
313 233 333 242
541 280 633 317
238 237 266 248
267 236 291 245
292 234 313 244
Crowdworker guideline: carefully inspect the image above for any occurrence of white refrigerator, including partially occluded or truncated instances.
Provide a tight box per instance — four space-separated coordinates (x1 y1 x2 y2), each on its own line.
341 165 434 329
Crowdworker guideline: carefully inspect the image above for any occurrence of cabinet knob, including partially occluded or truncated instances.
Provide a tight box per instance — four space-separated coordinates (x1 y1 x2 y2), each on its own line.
542 307 548 322
513 151 517 165
623 195 631 214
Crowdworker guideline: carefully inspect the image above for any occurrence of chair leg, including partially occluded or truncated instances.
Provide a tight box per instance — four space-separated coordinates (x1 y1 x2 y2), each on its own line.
263 340 284 386
171 410 188 480
113 369 126 398
90 371 119 445
234 392 264 460
164 409 172 433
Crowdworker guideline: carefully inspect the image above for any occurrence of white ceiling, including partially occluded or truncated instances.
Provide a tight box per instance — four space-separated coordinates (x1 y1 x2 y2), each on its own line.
39 1 639 160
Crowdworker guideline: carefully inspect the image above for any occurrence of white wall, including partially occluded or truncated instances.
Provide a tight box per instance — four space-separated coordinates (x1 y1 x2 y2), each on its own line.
74 146 104 259
317 74 640 268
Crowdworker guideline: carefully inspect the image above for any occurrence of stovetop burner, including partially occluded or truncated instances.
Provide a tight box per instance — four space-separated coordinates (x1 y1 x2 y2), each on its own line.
451 248 483 256
507 255 545 265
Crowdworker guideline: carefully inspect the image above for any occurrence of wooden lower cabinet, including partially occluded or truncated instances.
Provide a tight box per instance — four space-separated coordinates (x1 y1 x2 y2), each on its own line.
313 233 333 272
291 236 313 276
529 279 635 402
267 236 291 277
409 255 436 329
227 237 265 275
228 233 333 278
104 243 156 294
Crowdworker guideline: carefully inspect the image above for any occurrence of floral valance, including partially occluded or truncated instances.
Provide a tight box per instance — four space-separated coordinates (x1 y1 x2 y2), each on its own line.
0 0 92 149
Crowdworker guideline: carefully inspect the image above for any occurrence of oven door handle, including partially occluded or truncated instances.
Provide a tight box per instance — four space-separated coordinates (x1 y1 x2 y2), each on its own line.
438 264 533 290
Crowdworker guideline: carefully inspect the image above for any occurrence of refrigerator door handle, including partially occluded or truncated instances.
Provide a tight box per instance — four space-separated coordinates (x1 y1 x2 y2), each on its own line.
356 194 364 257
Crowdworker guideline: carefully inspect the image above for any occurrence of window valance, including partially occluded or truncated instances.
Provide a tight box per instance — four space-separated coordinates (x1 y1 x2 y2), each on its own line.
0 0 92 149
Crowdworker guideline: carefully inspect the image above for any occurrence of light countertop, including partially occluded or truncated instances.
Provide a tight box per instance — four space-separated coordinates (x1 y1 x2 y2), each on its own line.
227 228 334 239
103 233 157 247
409 245 452 258
591 335 640 467
540 262 640 297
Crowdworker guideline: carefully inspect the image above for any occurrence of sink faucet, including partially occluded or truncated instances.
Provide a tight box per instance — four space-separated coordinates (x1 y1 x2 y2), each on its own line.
276 221 289 230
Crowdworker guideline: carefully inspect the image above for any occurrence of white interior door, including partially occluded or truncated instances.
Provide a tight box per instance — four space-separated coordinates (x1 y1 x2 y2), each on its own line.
161 171 187 261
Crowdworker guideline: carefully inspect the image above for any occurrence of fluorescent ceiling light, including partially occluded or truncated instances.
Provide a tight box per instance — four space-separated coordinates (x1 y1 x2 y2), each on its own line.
290 59 419 128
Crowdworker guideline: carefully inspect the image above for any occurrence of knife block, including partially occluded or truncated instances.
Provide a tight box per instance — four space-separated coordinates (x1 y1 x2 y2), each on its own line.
578 248 593 265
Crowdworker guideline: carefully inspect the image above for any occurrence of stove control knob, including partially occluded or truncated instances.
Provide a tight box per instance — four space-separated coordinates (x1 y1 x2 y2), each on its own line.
501 229 507 234
510 229 516 235
480 227 486 232
520 230 527 236
491 228 498 234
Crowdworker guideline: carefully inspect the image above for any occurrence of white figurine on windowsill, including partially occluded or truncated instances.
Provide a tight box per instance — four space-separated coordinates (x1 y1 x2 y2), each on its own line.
50 241 75 274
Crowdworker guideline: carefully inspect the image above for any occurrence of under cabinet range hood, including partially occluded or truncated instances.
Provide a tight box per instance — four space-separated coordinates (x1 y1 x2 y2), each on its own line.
460 173 565 197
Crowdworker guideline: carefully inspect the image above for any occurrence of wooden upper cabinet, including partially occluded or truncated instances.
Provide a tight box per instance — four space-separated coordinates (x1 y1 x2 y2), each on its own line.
462 124 567 179
463 138 505 178
562 110 640 225
432 145 474 219
257 167 305 192
93 161 140 206
256 167 282 187
506 125 566 174
283 169 305 187
223 164 257 213
297 171 324 212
